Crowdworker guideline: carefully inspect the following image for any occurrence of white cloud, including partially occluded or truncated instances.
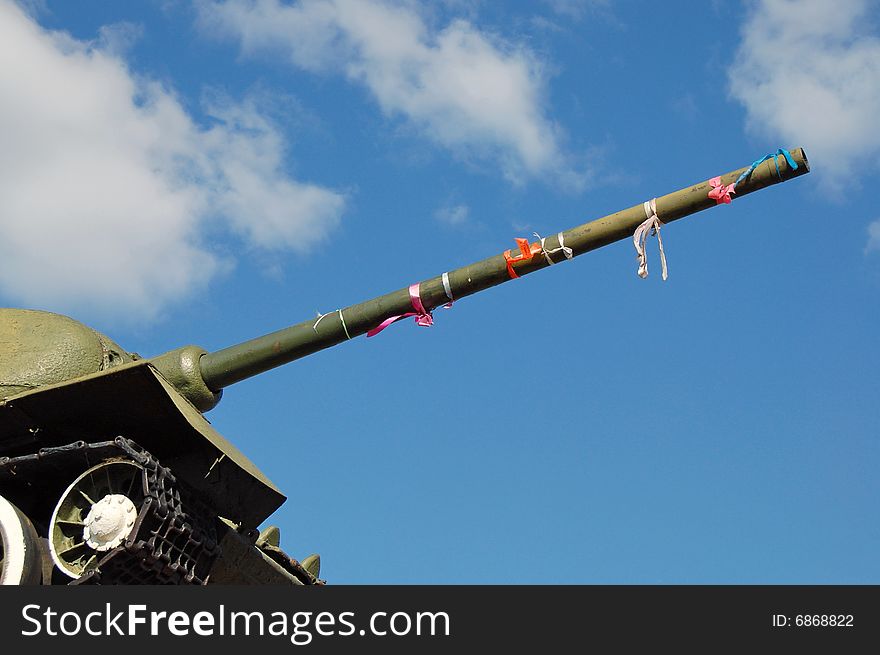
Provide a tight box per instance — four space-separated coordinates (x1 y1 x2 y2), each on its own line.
0 0 344 321
434 203 470 226
541 0 609 20
728 0 880 193
199 97 345 250
199 0 581 186
95 21 144 56
868 220 880 252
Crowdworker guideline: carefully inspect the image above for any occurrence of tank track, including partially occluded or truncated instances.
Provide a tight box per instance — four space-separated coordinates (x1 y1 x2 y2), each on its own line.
1 437 220 585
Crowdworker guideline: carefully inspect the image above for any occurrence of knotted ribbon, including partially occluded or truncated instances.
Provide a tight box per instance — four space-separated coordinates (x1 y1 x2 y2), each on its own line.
503 238 543 279
366 283 434 337
441 271 454 308
708 148 799 205
313 308 352 340
534 232 573 265
708 176 736 205
733 147 798 188
633 198 667 281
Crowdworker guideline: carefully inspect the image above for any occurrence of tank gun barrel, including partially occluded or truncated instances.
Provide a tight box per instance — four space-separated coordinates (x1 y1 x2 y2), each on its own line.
168 148 809 405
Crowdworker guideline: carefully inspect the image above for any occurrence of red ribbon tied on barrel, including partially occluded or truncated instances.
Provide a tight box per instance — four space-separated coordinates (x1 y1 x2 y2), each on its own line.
503 237 544 279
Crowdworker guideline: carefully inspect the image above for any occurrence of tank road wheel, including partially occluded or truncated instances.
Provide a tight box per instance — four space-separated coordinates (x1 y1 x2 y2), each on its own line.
49 460 146 580
0 494 43 585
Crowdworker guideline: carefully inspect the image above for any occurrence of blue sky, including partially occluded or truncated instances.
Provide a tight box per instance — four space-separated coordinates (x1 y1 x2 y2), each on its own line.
1 0 878 583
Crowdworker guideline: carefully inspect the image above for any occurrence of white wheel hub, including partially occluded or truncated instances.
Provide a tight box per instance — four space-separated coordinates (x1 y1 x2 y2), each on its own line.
82 494 137 552
49 460 145 578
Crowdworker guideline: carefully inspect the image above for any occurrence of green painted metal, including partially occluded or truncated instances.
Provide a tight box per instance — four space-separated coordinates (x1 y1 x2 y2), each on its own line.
151 345 222 412
198 148 810 392
0 308 134 400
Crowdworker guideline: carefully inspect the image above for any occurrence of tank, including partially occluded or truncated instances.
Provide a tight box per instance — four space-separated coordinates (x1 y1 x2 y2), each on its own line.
0 148 809 585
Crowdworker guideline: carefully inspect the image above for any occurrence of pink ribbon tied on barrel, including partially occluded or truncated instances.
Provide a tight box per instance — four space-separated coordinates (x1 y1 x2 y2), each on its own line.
707 176 735 204
366 283 434 337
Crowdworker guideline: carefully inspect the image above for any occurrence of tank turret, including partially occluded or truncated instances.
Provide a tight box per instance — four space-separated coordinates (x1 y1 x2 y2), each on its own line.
0 309 135 400
0 148 809 584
